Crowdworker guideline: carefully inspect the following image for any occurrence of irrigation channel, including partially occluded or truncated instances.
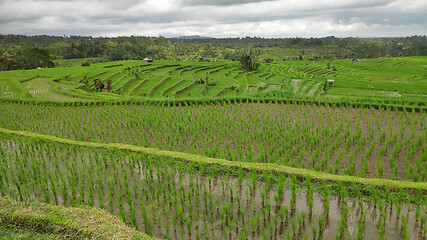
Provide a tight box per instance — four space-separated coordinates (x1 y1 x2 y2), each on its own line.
0 131 425 240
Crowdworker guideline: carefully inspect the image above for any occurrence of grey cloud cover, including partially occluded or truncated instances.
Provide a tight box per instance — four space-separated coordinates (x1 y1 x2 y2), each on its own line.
0 0 426 37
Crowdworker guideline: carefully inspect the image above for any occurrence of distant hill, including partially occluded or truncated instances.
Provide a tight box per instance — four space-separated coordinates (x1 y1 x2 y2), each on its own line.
177 35 211 39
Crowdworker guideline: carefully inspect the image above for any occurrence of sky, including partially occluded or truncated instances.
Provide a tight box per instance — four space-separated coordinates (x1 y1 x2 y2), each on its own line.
0 0 426 38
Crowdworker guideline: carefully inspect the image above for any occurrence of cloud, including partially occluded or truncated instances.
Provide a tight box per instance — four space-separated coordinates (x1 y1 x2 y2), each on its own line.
183 0 277 6
0 0 426 37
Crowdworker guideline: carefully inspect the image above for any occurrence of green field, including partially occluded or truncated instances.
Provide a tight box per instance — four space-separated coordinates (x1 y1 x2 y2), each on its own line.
0 57 426 239
0 57 426 105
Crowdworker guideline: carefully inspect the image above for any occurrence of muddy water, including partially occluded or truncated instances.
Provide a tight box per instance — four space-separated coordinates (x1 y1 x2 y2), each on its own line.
117 164 425 240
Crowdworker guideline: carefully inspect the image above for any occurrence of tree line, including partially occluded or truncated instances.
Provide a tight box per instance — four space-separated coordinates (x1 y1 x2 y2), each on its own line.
0 34 426 70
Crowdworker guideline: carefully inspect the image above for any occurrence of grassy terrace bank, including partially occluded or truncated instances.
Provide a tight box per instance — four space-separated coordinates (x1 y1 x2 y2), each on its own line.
1 127 425 194
1 95 426 112
0 197 155 239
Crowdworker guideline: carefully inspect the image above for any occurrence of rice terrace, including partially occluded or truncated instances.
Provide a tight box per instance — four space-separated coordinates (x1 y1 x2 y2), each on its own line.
0 35 426 240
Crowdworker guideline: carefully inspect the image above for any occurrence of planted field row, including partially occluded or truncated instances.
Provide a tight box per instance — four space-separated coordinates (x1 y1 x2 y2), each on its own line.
0 83 14 98
1 133 425 239
1 101 425 182
95 63 294 98
103 62 287 98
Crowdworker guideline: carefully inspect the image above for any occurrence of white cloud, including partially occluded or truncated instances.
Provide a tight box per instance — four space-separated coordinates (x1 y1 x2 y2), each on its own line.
0 0 426 37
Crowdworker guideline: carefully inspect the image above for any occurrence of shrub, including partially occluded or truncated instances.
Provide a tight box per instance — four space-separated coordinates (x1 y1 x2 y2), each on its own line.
239 54 260 71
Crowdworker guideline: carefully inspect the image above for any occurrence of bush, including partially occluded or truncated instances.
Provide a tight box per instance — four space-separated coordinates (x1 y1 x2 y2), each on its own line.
264 58 273 63
239 54 260 71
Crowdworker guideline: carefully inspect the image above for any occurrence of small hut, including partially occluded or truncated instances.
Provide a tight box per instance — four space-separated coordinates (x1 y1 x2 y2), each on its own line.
143 57 153 63
326 79 334 85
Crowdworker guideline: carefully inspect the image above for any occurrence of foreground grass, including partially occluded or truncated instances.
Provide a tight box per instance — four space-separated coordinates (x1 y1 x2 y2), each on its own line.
0 225 57 240
1 127 425 194
0 197 155 240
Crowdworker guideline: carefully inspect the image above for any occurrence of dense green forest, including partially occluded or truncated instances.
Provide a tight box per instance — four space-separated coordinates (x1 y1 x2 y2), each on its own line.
1 34 426 70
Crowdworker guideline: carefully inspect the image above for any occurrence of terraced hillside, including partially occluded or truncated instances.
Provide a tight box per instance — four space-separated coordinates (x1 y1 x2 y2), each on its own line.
273 57 427 101
0 56 426 239
0 57 426 103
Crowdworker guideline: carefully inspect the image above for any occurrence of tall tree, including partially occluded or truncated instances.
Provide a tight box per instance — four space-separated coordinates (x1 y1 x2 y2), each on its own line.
20 47 54 69
239 54 260 71
0 50 15 71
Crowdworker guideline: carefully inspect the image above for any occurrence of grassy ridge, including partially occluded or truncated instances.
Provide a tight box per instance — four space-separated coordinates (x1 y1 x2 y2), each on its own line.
1 94 425 113
0 225 57 240
1 127 425 193
0 197 155 240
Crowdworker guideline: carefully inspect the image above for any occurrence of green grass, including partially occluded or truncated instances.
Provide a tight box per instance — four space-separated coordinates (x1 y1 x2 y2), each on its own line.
0 197 155 240
0 225 58 240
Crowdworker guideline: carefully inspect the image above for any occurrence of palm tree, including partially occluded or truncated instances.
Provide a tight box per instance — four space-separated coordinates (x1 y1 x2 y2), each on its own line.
0 52 15 71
